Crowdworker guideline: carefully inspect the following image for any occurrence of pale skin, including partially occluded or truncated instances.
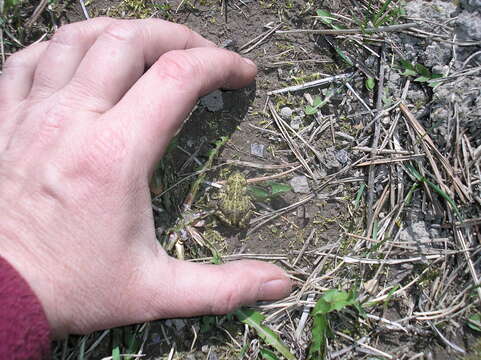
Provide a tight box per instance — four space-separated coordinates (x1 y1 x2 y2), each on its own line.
0 18 291 338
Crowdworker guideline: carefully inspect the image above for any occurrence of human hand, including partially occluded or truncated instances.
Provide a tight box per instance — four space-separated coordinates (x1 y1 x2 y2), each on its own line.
0 18 291 337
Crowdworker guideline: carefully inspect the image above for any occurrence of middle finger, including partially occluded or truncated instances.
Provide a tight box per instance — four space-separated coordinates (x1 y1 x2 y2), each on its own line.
63 19 216 113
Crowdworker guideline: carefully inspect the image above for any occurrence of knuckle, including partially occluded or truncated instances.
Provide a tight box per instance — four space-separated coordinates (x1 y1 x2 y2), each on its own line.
51 23 83 46
3 50 31 71
175 23 195 45
103 21 139 42
211 284 240 314
155 50 201 85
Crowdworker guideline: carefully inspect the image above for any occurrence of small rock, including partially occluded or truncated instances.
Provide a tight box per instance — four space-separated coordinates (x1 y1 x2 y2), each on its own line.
322 147 341 171
290 116 302 130
290 175 310 193
456 10 481 41
335 149 350 165
200 90 224 112
399 221 432 243
280 106 293 120
250 143 265 157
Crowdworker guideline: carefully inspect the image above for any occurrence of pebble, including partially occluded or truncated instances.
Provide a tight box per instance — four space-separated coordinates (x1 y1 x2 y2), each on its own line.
335 149 350 165
200 90 224 112
290 116 302 130
251 143 265 157
289 175 310 193
280 106 293 120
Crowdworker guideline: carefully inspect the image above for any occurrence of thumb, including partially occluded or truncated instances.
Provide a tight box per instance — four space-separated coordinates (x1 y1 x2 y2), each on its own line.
140 258 292 319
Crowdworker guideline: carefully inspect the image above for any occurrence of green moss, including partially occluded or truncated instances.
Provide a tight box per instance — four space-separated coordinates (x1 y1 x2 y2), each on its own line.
108 0 173 20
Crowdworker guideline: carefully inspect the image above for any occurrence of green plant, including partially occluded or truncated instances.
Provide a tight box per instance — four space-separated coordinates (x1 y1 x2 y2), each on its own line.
468 314 481 332
235 308 295 360
405 164 461 219
305 96 326 115
308 289 361 359
399 60 443 87
248 181 292 201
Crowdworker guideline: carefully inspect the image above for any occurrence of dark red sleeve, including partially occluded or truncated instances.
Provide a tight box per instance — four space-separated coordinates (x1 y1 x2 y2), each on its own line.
0 256 51 359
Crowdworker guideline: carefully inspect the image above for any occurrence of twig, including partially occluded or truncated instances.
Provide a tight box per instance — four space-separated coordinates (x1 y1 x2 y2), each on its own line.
79 0 90 19
25 0 49 28
267 72 355 95
356 154 425 167
366 45 385 236
0 26 4 66
268 101 315 179
239 24 282 54
275 22 417 35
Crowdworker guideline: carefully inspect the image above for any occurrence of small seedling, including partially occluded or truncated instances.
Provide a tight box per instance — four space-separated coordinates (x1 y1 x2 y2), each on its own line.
308 289 360 360
399 60 443 87
405 164 462 219
249 181 292 201
235 308 295 360
305 95 325 115
365 77 376 91
468 314 481 332
316 9 343 30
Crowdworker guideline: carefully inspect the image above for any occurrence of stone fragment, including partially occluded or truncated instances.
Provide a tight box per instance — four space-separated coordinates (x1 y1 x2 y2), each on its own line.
290 175 310 193
290 116 302 130
280 106 293 120
250 143 265 158
200 90 224 112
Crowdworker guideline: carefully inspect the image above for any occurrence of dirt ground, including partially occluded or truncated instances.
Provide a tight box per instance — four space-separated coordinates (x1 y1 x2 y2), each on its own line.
1 0 480 359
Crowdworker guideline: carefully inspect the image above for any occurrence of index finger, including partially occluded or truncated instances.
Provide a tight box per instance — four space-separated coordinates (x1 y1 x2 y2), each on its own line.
104 47 257 172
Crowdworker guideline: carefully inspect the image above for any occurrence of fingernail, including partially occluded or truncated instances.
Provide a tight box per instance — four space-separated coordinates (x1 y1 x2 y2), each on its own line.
242 57 256 67
258 279 292 300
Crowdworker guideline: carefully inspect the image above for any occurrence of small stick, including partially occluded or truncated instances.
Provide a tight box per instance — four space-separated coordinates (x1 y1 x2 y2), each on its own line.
240 24 281 54
25 0 49 27
267 72 355 95
79 0 90 19
0 27 4 66
366 45 385 236
275 22 417 35
356 154 425 166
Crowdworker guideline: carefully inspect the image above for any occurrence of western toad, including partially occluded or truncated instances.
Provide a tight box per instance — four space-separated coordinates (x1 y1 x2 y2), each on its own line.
215 172 253 228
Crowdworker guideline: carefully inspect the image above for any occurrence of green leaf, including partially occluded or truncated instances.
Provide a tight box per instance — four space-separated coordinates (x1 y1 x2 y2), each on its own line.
354 183 366 209
248 185 271 200
112 346 121 360
401 69 417 77
399 60 415 70
312 289 358 316
405 164 462 219
308 313 328 360
415 63 430 76
305 105 318 115
235 308 295 360
414 76 431 83
260 348 280 360
305 96 324 115
468 314 481 332
335 48 354 66
316 9 334 25
312 95 322 107
365 77 376 91
266 181 292 196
